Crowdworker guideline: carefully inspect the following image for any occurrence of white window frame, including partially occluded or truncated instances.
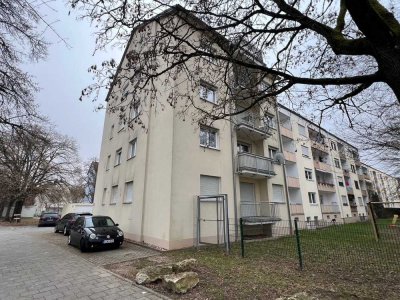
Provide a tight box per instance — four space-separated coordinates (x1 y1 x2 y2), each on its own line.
330 141 337 151
199 83 217 104
351 164 356 173
237 142 251 153
298 124 306 136
118 116 125 131
341 195 349 206
128 139 137 159
115 148 122 166
106 155 111 171
334 158 341 169
110 185 119 204
305 169 313 180
337 176 344 187
264 114 277 129
268 147 278 159
129 101 140 120
123 181 134 204
200 126 219 149
301 145 310 158
308 192 317 204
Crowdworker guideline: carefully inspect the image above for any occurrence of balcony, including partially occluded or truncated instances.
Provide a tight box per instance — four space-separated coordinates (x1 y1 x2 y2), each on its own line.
346 186 354 194
290 204 304 215
284 150 296 163
235 113 272 140
313 160 332 173
280 126 293 139
311 142 329 153
363 173 371 181
361 190 367 197
287 176 300 188
357 173 365 181
321 204 341 214
339 150 347 159
240 201 285 219
343 168 350 176
350 203 358 213
317 182 336 193
237 153 275 178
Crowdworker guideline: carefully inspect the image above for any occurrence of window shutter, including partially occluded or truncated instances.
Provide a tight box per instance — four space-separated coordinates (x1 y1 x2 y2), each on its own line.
125 181 133 203
240 183 255 203
272 184 284 202
200 175 220 195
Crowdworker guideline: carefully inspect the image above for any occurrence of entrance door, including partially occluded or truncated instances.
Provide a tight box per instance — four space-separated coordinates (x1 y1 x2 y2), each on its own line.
240 182 256 217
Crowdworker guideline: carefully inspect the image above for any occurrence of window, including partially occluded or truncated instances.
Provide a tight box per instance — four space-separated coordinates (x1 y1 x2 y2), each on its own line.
199 40 214 62
354 180 360 190
308 192 317 204
268 147 278 159
200 126 219 149
319 194 324 204
237 142 250 153
102 188 107 205
118 117 125 131
122 81 129 98
358 197 363 206
124 181 133 204
341 195 348 206
337 176 344 187
305 169 313 180
301 145 309 158
110 124 114 139
199 83 217 104
334 158 341 169
200 175 220 196
330 141 337 151
306 217 311 222
106 155 111 171
264 114 277 129
351 164 356 173
110 185 119 204
115 148 122 166
128 139 137 159
272 184 284 203
298 124 306 136
129 102 140 120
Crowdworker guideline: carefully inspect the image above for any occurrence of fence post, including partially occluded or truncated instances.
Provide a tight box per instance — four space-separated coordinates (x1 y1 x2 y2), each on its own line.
294 219 303 270
240 218 245 258
368 202 380 241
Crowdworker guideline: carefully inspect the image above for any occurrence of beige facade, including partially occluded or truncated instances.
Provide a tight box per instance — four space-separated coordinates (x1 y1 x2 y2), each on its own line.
93 8 400 250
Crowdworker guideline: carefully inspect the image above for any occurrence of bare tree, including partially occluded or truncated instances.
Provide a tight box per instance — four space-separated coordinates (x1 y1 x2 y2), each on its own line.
0 123 80 220
81 159 98 203
70 0 400 126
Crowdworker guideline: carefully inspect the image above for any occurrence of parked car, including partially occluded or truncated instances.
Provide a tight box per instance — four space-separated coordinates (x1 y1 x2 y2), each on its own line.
38 212 60 227
54 212 93 235
68 215 124 252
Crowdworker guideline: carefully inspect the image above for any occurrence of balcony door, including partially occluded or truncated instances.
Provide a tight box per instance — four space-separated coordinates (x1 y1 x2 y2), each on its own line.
240 182 256 217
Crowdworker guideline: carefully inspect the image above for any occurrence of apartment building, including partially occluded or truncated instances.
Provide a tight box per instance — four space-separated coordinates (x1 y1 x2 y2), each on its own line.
93 6 400 250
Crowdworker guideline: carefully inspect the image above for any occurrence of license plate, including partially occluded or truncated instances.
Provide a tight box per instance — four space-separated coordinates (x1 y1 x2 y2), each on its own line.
103 239 114 244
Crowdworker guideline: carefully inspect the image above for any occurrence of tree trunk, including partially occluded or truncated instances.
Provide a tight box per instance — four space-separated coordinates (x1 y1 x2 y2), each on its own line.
4 200 15 222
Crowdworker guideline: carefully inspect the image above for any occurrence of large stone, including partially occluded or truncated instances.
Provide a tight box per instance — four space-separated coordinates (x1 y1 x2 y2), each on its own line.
172 258 197 272
135 264 173 284
163 271 199 294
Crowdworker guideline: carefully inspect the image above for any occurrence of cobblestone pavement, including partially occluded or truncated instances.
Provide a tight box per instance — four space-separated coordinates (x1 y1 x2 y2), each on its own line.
0 226 167 300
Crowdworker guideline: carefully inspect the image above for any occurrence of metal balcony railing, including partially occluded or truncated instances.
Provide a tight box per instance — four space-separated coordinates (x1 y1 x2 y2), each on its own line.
317 182 336 192
237 153 275 177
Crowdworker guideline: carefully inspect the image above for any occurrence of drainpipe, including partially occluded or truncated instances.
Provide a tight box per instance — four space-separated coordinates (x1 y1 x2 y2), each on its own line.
140 106 153 242
275 105 293 234
230 113 239 241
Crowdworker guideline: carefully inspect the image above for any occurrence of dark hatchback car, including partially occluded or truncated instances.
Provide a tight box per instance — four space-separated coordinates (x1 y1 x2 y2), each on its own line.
68 216 124 252
54 212 93 236
38 212 60 227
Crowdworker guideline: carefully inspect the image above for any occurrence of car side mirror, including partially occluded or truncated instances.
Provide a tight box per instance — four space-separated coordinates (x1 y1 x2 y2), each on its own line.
115 223 119 227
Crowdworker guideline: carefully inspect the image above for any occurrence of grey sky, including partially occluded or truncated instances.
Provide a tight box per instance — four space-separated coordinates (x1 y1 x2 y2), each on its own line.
24 2 123 162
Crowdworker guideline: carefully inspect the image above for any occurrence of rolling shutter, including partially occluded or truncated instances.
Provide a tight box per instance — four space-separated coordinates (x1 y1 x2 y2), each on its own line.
272 184 284 202
200 175 220 196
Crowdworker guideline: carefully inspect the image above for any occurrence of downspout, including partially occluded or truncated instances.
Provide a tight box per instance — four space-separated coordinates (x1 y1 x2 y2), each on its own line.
275 105 293 234
230 117 239 241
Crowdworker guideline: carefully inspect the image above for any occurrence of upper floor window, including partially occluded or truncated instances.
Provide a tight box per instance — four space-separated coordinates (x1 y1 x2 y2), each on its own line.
200 126 219 149
115 148 122 166
128 139 137 159
199 40 215 63
124 181 134 204
354 180 360 190
341 195 348 206
337 176 344 187
237 142 250 153
264 114 277 129
110 124 114 139
106 155 111 171
351 164 356 173
110 185 119 204
305 168 313 180
330 141 337 151
334 158 341 169
298 124 306 136
129 102 140 120
301 145 310 158
118 116 125 131
308 192 317 204
268 147 278 159
199 83 217 104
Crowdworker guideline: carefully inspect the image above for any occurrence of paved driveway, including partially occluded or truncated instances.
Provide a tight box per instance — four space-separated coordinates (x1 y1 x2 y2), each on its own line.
0 226 166 300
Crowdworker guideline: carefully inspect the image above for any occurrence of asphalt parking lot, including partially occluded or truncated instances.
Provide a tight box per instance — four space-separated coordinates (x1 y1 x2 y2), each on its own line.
0 226 165 300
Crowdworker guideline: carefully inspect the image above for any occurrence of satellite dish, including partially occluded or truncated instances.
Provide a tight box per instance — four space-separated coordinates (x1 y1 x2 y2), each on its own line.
274 152 285 165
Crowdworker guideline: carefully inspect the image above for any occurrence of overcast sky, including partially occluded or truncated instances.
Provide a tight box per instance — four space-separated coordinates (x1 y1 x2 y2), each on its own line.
24 2 123 162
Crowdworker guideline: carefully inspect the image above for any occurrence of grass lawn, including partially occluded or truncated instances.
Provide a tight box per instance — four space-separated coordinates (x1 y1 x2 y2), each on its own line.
105 221 400 299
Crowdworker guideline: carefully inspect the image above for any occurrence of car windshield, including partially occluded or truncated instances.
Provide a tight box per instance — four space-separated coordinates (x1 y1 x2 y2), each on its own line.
85 217 115 228
43 213 58 217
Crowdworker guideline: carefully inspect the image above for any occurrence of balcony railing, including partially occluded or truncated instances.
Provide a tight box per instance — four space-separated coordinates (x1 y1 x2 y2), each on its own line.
321 204 341 214
339 151 347 159
284 150 296 163
287 176 300 188
290 204 304 215
237 153 275 178
314 160 332 173
317 182 336 193
363 173 371 180
280 126 293 139
350 203 358 213
311 142 329 153
358 173 365 181
240 201 285 219
235 113 272 140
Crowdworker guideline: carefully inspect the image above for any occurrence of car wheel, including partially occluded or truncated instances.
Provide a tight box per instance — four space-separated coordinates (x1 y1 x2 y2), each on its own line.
80 239 87 252
68 235 72 245
54 226 58 233
63 226 69 236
